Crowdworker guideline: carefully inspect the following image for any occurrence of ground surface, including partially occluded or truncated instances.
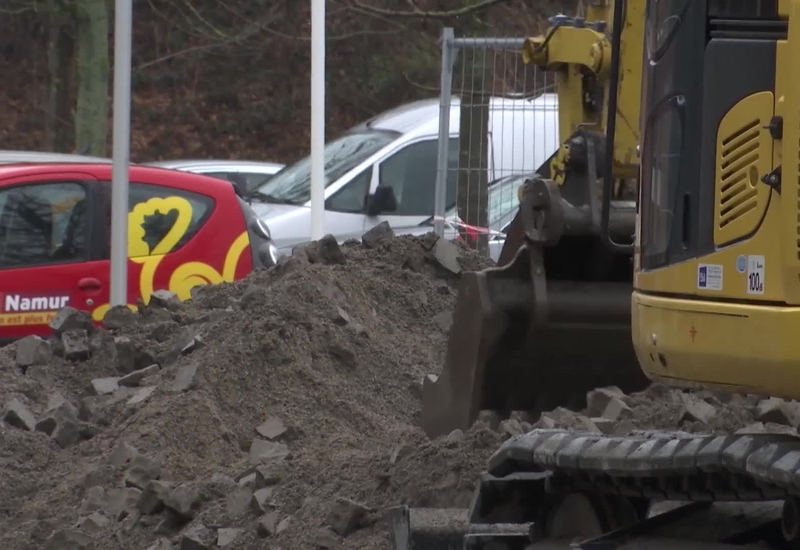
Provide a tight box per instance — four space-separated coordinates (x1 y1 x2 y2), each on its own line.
1 229 796 550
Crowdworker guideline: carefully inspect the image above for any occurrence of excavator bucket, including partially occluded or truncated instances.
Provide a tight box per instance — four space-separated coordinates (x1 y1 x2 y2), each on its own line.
421 133 649 438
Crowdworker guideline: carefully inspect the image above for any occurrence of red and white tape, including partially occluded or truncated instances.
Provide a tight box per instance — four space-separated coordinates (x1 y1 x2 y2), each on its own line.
432 216 506 239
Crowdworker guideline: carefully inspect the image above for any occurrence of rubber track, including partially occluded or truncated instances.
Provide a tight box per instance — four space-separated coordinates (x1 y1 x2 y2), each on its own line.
487 429 800 501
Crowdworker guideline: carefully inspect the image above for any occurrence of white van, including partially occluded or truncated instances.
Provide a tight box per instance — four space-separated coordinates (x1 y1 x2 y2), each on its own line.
248 94 560 253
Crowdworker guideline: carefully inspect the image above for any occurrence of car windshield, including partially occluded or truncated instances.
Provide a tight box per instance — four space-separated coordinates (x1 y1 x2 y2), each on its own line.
445 173 528 228
253 129 400 205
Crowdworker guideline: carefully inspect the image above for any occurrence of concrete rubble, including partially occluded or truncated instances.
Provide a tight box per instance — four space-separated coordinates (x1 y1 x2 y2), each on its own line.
0 230 785 549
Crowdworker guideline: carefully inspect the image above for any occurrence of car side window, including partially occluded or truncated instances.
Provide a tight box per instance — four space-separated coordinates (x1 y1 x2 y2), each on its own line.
379 138 458 216
0 182 88 269
123 183 215 258
326 166 372 214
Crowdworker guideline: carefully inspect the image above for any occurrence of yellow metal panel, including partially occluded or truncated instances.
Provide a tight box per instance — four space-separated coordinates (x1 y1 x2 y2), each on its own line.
782 0 800 303
632 291 800 400
713 92 775 247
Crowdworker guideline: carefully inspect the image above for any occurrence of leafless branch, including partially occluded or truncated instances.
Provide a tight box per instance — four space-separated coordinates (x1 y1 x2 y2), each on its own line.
350 0 511 18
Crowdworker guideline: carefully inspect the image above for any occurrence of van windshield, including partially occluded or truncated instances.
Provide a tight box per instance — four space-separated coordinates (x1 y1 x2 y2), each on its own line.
253 129 400 205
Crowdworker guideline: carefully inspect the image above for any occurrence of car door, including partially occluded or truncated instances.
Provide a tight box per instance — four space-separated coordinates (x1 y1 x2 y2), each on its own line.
323 166 376 243
0 174 104 342
364 137 459 236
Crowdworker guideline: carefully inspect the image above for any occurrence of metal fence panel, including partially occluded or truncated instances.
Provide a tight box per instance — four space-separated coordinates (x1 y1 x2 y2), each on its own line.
434 28 558 262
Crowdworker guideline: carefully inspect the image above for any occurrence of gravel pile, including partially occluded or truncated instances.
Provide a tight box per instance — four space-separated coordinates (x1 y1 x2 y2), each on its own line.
0 223 792 550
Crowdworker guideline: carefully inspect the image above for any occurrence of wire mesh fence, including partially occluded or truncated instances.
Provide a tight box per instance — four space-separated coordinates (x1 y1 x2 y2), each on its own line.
433 29 560 259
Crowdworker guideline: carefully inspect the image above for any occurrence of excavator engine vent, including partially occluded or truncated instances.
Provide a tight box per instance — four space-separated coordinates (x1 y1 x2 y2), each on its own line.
718 119 760 228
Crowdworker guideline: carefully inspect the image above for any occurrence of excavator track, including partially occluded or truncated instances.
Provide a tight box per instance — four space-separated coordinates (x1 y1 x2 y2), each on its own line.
457 429 800 549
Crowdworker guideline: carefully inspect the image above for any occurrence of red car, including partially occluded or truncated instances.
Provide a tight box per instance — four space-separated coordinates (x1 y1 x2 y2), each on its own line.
0 163 277 344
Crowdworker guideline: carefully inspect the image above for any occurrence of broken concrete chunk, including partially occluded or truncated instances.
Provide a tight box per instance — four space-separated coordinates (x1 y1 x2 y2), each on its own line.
109 441 139 466
361 221 394 249
62 329 90 361
276 516 291 534
105 487 142 520
432 237 462 274
165 483 201 519
256 511 280 537
432 311 453 332
312 527 342 548
76 511 109 533
43 528 94 550
217 528 244 547
127 386 156 406
249 439 290 465
91 377 119 396
137 480 174 514
226 486 253 518
251 486 274 514
591 417 616 434
255 416 288 440
178 525 213 550
585 387 625 417
80 486 106 514
15 335 52 368
49 306 93 336
101 305 137 330
599 397 633 422
499 418 524 437
124 455 162 489
678 393 717 425
476 410 501 430
149 289 182 310
111 336 137 374
307 234 346 265
146 538 173 550
443 429 464 447
757 397 800 427
172 361 205 392
327 497 370 536
3 398 36 431
119 364 159 387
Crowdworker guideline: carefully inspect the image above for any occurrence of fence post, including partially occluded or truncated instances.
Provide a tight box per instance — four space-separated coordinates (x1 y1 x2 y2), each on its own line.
433 28 456 238
457 48 490 253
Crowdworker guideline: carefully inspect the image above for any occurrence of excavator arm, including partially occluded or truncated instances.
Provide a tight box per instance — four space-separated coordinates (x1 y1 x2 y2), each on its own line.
421 0 648 440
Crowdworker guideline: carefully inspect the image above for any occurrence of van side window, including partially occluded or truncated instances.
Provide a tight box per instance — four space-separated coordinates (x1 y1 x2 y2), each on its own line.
0 182 88 269
379 138 459 217
326 167 372 214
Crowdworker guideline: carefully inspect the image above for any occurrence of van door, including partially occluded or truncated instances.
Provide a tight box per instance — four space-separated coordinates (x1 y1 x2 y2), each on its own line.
364 137 459 236
0 174 104 343
323 166 376 242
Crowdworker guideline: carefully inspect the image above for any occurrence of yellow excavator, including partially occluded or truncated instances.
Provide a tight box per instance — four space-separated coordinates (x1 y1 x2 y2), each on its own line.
394 0 800 547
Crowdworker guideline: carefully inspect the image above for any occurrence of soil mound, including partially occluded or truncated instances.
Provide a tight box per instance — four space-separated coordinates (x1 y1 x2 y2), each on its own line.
0 226 793 550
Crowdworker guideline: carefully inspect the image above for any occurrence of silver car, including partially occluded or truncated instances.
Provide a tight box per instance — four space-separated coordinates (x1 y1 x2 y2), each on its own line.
143 159 285 195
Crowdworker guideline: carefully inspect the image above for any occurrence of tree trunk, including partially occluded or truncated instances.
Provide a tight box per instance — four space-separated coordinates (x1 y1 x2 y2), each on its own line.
45 9 76 153
74 0 109 156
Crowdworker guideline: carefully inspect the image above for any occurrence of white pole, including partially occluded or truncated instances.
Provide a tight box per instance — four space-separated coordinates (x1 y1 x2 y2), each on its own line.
310 0 325 240
110 0 133 306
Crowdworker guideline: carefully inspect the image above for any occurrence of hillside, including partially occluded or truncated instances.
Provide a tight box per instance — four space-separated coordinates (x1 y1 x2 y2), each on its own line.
0 0 575 165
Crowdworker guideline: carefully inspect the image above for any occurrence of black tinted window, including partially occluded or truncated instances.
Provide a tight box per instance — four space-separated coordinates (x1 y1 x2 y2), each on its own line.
0 182 88 269
379 138 459 216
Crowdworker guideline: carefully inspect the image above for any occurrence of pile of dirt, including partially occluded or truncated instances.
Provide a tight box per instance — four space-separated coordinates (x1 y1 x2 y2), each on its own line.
1 222 794 550
0 226 506 550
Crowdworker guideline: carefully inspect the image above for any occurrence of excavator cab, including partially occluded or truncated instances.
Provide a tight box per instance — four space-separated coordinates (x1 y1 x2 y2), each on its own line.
421 2 650 438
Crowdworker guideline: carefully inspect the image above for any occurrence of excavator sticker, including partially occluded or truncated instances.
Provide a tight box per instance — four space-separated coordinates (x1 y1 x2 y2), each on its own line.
696 263 723 291
745 255 765 295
